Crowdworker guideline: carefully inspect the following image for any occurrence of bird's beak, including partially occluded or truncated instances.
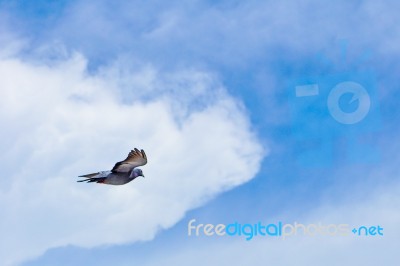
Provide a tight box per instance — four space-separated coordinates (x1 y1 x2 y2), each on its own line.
142 175 145 178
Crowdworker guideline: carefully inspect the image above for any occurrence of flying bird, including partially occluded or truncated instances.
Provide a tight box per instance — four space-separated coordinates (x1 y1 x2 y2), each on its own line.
78 148 147 185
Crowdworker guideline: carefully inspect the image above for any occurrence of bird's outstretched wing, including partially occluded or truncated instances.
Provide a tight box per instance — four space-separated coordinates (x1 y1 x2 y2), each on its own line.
112 148 147 173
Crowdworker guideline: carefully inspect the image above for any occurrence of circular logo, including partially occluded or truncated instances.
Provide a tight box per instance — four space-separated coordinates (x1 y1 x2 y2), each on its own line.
327 81 371 124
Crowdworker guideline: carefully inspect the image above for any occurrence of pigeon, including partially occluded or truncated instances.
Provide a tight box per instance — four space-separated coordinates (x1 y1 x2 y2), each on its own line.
78 148 147 185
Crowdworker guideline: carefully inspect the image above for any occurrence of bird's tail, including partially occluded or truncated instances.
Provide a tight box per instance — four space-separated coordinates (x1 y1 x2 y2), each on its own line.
77 172 106 183
78 172 99 178
77 177 106 183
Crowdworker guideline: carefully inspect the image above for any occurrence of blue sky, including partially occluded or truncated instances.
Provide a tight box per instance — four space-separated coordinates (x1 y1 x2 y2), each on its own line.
0 1 399 265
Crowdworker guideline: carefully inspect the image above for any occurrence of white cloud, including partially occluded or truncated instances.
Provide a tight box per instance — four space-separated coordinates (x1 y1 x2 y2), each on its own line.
0 53 264 266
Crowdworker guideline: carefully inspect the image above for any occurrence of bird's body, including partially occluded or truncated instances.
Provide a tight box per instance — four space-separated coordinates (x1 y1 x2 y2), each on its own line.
102 172 132 185
78 149 147 185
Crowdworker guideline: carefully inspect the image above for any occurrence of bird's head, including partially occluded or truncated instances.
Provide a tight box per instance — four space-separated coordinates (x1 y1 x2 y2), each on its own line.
133 168 145 178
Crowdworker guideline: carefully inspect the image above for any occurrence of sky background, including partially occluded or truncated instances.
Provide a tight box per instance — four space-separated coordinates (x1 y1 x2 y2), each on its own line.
0 0 399 265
